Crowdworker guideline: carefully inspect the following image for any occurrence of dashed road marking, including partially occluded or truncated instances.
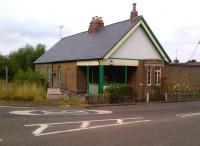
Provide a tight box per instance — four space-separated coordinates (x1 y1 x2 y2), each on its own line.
25 117 151 136
81 121 90 128
177 112 200 118
117 119 123 124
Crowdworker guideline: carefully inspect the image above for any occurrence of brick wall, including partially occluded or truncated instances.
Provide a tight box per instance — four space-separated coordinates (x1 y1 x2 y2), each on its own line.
36 62 78 91
163 63 200 91
130 59 164 101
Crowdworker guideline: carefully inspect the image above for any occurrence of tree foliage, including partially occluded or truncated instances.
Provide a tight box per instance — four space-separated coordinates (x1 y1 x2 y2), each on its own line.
0 43 45 79
14 68 47 85
0 55 7 79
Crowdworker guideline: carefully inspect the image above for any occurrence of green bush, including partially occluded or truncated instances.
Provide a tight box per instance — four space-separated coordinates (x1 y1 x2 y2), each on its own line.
14 68 47 85
103 84 134 103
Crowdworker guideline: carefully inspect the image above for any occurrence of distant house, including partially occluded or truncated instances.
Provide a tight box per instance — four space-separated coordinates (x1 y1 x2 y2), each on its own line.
34 3 171 100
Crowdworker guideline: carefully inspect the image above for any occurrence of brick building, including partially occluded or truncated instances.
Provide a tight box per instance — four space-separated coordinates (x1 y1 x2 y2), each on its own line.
34 3 181 101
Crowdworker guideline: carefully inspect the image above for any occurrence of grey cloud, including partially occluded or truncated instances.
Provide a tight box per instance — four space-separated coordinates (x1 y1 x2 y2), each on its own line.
0 16 58 39
162 26 200 62
0 16 66 54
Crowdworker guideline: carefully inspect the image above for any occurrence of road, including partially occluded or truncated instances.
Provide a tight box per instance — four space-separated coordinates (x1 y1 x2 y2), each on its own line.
0 101 200 146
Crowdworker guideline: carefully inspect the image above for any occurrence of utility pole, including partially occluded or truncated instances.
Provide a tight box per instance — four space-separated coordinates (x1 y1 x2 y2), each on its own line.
59 25 64 39
5 55 8 95
175 49 178 60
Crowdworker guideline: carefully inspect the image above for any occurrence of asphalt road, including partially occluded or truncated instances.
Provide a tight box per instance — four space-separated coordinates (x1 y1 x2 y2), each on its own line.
1 101 200 146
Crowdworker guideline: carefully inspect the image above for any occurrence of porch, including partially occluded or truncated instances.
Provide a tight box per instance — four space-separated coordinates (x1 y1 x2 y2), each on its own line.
77 59 138 96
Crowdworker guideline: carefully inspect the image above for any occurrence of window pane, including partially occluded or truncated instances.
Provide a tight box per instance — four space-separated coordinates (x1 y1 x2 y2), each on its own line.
147 67 151 85
155 67 161 85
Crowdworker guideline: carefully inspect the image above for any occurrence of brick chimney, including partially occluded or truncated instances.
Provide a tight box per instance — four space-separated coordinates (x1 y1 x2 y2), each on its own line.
88 16 104 33
130 3 138 20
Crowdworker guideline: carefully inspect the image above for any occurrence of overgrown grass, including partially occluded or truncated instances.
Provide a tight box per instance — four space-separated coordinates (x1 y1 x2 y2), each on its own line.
38 97 87 107
0 80 87 107
0 80 46 101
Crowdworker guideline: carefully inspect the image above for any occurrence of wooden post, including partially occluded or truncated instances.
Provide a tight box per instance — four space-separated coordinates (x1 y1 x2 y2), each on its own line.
146 92 149 104
125 66 128 84
87 66 89 95
165 92 168 102
99 65 104 94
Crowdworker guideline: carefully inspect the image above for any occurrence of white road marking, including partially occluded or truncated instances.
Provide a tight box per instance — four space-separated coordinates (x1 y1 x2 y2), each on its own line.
32 124 48 135
176 112 200 118
10 110 113 116
25 117 151 136
0 139 3 142
81 121 90 128
117 119 123 124
25 117 143 126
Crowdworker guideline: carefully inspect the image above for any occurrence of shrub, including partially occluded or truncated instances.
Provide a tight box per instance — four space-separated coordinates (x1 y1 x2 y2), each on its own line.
103 84 134 103
14 68 47 86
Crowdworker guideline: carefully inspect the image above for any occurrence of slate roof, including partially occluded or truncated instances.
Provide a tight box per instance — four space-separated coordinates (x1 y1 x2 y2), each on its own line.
34 16 143 64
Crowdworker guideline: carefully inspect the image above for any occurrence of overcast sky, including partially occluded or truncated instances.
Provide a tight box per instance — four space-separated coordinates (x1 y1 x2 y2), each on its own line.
0 0 199 62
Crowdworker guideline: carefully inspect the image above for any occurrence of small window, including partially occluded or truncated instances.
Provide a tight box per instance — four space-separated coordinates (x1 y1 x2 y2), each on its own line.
47 66 51 81
155 67 161 85
147 67 152 85
58 66 62 81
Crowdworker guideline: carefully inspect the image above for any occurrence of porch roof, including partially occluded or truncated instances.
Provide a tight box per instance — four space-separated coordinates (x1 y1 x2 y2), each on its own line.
77 59 139 66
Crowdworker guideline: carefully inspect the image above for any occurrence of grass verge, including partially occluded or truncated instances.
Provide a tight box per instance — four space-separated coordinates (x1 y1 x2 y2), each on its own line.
0 80 87 107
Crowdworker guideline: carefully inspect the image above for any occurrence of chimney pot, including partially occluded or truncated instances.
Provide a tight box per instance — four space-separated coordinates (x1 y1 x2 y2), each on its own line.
133 3 136 11
130 3 138 20
88 16 104 33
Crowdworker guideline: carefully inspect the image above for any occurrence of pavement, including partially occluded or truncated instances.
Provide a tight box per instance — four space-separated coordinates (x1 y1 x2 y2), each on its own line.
1 101 200 146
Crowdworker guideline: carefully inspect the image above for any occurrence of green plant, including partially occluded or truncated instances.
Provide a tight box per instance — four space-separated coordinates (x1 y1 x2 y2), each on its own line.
103 84 134 103
14 68 47 86
0 80 46 101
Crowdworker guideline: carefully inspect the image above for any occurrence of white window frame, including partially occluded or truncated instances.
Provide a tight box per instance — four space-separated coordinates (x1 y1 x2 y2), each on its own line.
155 67 161 85
147 66 152 85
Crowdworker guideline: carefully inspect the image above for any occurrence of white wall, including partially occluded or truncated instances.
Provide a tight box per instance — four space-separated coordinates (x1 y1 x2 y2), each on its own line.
110 26 161 60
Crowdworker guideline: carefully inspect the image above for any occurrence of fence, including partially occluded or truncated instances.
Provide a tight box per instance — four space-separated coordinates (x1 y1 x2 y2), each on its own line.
147 90 200 102
86 91 200 104
85 96 135 104
167 91 200 101
85 96 109 104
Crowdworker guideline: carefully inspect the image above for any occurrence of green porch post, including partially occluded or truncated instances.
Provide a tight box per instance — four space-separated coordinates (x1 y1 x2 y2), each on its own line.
87 66 89 95
125 66 128 84
99 65 104 94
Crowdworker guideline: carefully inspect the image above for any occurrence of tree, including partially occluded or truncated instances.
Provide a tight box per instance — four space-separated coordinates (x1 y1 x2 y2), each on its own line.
1 43 46 79
9 43 45 72
0 54 6 79
34 44 46 60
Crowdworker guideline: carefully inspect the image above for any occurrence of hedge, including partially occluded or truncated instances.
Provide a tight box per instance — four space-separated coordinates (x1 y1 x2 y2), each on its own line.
103 84 134 103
